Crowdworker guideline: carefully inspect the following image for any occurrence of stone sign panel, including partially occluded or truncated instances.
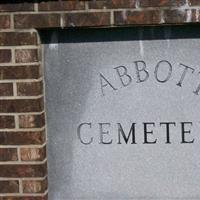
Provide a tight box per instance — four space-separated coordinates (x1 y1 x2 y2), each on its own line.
43 27 200 200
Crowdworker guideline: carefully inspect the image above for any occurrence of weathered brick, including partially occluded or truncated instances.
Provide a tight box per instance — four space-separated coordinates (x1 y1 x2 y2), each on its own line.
0 195 47 200
191 9 200 22
0 65 41 80
0 116 15 128
0 3 34 12
0 130 45 145
17 81 43 96
163 9 186 23
0 162 47 178
21 146 46 162
23 178 47 194
189 0 200 5
139 0 186 7
0 49 11 63
0 98 44 113
0 83 13 96
38 1 85 11
114 10 161 25
15 49 38 63
0 180 19 193
89 0 136 9
0 32 37 46
64 12 110 27
14 14 60 29
0 15 10 29
19 113 45 128
0 148 18 161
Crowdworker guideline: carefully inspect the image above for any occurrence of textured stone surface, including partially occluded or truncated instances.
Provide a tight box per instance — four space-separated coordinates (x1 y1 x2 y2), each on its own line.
45 27 200 199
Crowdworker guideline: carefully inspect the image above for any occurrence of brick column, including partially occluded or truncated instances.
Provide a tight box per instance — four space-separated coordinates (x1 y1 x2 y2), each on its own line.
0 0 200 199
0 3 47 199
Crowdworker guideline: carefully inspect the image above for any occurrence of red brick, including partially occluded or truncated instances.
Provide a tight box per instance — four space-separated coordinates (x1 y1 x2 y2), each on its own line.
0 49 11 63
0 162 47 178
14 14 60 29
0 116 15 128
20 146 46 162
23 178 47 194
0 148 18 161
0 83 13 96
19 113 45 128
0 65 41 80
191 9 200 22
17 81 43 96
0 195 47 200
0 130 45 145
189 0 200 5
0 3 34 12
89 0 136 9
0 180 19 193
114 10 161 25
0 32 38 46
139 0 186 7
64 12 110 27
0 15 10 29
0 98 44 113
38 1 85 11
15 49 39 63
163 9 186 23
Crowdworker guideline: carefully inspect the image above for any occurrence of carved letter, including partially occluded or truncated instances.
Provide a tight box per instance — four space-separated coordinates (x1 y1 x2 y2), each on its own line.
193 74 200 95
134 60 149 83
160 122 176 144
77 123 93 145
181 122 194 143
114 66 132 87
100 73 117 96
143 122 157 144
154 60 172 83
99 123 112 144
177 63 195 87
117 123 136 144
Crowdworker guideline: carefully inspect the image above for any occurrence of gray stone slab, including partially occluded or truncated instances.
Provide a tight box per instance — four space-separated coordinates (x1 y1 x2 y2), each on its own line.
43 27 200 200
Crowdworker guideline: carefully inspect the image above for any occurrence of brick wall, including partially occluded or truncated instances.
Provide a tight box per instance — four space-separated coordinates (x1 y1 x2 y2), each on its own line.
0 0 200 199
